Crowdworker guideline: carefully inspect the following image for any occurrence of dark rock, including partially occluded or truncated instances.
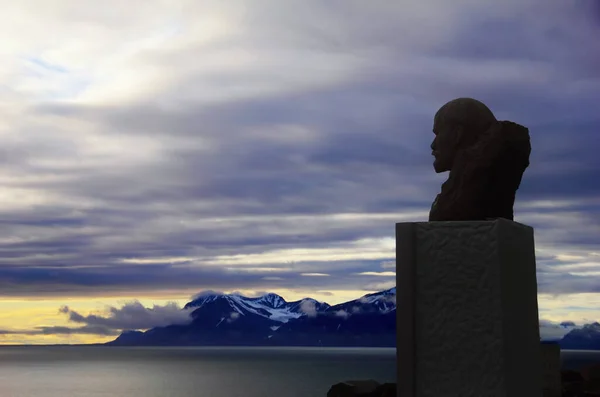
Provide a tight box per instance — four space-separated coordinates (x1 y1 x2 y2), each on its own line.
326 380 380 397
327 382 355 397
429 97 531 222
371 383 396 397
562 369 585 397
559 368 600 397
582 364 600 381
563 369 585 383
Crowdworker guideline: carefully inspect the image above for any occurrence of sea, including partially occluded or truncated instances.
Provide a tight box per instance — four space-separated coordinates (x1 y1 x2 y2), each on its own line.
0 346 597 397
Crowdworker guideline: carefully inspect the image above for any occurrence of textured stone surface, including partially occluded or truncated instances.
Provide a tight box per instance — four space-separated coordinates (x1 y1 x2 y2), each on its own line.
540 342 562 397
415 222 504 395
396 219 542 397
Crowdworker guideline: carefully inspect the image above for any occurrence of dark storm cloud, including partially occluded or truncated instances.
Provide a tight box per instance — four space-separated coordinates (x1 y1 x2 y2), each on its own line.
537 272 600 295
0 258 396 297
1 0 599 298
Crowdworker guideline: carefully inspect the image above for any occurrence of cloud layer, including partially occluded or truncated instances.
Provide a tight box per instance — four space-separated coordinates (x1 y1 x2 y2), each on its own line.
0 301 193 336
0 299 583 339
0 0 598 312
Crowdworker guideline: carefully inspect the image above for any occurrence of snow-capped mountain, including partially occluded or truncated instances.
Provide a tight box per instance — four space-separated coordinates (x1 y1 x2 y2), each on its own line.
266 287 397 347
183 291 331 323
106 287 396 347
327 287 396 316
106 288 600 349
286 298 331 314
559 322 600 350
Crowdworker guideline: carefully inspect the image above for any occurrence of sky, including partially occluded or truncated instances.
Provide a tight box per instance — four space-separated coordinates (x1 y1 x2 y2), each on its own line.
0 0 599 344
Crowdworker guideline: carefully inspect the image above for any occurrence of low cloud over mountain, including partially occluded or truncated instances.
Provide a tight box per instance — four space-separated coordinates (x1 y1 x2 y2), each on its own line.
0 301 193 337
0 287 597 349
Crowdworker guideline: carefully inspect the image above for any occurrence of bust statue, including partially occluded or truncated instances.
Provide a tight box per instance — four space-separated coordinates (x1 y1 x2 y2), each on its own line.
429 98 531 221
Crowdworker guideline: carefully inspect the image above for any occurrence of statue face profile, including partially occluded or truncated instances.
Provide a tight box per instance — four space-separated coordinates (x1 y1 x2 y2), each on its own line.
431 120 460 173
428 98 531 222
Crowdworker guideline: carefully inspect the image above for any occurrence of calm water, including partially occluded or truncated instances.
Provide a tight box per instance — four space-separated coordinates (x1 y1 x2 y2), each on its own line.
0 346 395 397
0 347 598 397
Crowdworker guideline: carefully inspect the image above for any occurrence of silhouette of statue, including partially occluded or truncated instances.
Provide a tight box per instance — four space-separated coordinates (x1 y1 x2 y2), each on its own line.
429 98 531 221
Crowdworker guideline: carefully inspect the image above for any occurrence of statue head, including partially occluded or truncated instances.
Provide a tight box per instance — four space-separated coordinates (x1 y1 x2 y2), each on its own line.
428 97 531 222
431 97 497 173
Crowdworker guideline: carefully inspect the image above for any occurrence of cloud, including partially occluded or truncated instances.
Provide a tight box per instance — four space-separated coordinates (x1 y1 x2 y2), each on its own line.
60 301 193 331
0 0 598 312
0 301 194 336
299 300 318 317
335 310 350 319
0 326 118 336
317 291 334 297
190 290 225 301
227 312 240 323
355 272 395 277
380 261 395 270
539 319 580 341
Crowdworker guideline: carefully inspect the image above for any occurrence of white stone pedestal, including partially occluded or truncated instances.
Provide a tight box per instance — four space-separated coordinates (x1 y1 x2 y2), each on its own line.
396 219 542 397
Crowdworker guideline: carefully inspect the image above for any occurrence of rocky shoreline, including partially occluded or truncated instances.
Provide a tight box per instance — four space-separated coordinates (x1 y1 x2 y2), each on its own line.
327 364 600 397
326 380 395 397
562 366 600 397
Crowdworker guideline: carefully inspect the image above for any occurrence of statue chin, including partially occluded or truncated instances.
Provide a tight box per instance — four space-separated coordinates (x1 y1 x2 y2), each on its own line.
433 159 449 173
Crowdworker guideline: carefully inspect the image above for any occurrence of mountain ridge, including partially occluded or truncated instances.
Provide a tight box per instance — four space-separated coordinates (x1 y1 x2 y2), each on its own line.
106 287 600 349
106 288 396 347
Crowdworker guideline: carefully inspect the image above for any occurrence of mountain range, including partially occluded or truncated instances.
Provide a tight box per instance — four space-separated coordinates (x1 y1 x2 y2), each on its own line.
557 322 600 350
106 287 600 349
106 288 396 347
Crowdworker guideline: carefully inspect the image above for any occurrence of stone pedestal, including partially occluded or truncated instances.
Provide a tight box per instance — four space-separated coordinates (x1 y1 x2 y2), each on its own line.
540 342 562 397
396 219 542 397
